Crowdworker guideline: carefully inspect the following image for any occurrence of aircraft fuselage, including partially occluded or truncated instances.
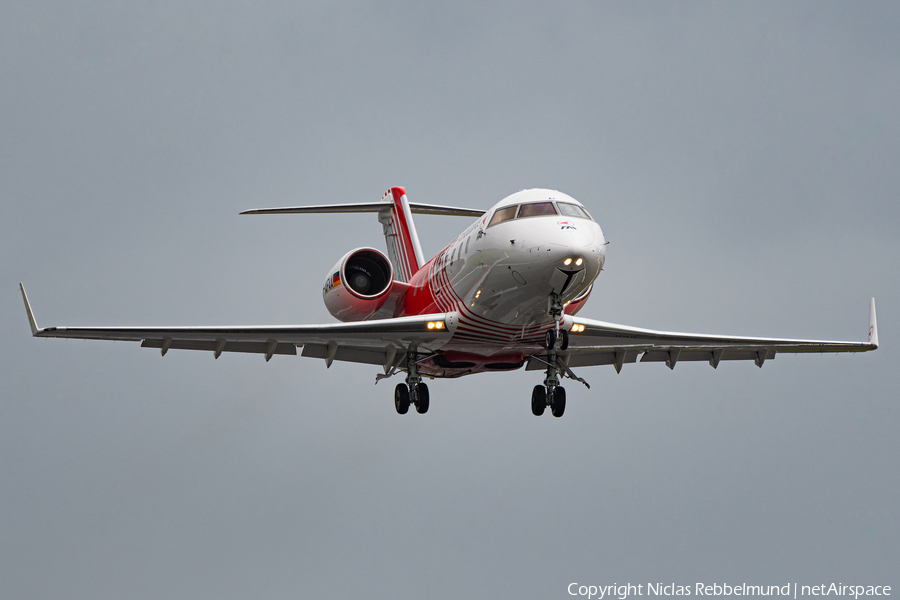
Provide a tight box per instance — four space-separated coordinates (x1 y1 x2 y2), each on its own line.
399 189 606 376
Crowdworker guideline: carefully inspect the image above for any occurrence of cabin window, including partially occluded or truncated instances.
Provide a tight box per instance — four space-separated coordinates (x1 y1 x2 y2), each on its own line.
557 202 593 220
517 202 558 218
487 205 517 227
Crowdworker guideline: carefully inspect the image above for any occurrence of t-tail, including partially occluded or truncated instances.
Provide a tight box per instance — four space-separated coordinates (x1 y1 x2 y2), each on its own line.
240 187 484 282
378 187 422 281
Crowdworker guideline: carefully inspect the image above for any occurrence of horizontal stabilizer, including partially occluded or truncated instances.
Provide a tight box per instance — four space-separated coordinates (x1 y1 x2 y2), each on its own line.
240 202 484 217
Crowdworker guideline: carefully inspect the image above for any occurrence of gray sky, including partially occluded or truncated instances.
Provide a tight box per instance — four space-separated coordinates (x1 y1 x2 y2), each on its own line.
1 2 897 598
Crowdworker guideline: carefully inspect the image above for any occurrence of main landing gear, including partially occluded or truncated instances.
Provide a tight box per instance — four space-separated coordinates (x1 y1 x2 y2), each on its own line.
531 385 566 417
394 381 429 414
394 348 429 415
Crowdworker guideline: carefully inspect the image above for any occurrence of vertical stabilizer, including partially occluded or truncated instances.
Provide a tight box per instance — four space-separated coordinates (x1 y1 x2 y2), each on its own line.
377 187 424 282
868 298 878 347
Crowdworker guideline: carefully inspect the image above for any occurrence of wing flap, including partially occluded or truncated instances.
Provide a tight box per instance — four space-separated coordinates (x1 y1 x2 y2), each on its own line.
301 343 404 367
526 349 642 371
140 339 298 356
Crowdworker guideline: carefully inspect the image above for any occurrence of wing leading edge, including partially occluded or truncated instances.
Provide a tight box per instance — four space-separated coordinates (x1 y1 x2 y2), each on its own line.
534 299 878 373
19 284 450 368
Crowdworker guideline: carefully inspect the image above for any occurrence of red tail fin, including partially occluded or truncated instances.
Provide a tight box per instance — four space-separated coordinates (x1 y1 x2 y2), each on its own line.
377 187 424 282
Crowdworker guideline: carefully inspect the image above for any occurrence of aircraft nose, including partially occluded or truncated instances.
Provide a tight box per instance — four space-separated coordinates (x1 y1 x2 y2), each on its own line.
548 223 605 274
551 244 603 278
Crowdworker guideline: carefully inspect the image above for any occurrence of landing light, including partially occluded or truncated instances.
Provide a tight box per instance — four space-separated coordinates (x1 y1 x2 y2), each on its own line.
570 324 586 333
575 258 583 266
564 258 572 265
427 321 445 330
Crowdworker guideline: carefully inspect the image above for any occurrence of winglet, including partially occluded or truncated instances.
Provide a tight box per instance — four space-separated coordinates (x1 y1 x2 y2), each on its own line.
868 298 878 348
19 283 40 336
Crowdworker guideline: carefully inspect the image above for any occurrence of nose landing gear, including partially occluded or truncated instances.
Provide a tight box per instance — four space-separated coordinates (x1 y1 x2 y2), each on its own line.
532 294 567 417
543 328 569 352
531 293 582 418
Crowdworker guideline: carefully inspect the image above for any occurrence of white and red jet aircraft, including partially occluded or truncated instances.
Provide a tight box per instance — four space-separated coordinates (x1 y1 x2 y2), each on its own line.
20 187 878 417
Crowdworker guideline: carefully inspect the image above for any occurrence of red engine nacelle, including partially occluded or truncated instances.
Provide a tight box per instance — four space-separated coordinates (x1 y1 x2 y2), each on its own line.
323 248 395 321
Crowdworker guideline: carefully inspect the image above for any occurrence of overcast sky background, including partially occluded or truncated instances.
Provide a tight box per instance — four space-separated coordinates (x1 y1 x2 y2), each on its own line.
1 2 898 599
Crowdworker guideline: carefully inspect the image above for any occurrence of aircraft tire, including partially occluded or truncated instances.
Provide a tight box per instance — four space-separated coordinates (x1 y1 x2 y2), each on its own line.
531 385 546 416
544 329 557 351
559 329 569 350
415 383 430 414
550 387 566 418
394 383 410 414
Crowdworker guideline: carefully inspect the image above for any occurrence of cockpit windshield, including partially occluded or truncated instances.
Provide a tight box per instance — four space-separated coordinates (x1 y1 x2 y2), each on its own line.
487 205 517 227
486 200 593 228
516 202 557 218
557 202 592 220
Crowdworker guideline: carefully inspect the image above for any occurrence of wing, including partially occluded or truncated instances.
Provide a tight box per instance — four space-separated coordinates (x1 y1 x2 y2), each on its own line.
19 284 449 369
528 299 879 373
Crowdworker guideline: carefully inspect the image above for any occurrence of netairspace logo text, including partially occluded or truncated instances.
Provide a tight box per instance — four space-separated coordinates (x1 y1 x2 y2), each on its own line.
567 583 892 600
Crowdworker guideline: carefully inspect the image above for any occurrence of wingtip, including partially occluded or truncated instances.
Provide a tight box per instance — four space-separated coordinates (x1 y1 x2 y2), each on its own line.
868 297 878 348
19 283 39 336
